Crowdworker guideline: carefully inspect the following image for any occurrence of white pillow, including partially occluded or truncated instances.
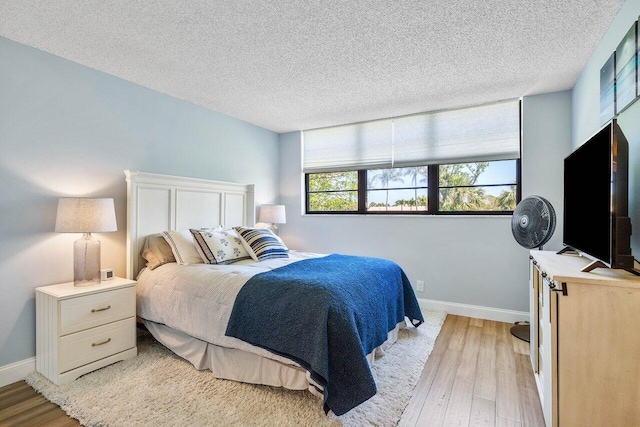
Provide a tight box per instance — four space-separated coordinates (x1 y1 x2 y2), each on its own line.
190 228 252 265
234 227 289 261
161 230 203 265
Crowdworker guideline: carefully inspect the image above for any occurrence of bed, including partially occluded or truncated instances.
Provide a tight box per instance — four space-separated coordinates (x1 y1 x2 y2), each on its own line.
125 170 424 416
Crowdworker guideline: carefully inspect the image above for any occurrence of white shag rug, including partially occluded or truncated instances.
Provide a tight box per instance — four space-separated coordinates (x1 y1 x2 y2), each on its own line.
26 310 446 427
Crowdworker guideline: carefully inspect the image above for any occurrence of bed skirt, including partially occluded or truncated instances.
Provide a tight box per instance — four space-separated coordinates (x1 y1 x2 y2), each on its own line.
141 318 404 400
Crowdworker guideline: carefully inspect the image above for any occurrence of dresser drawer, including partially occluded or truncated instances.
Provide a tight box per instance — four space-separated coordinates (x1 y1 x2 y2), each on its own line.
59 317 136 373
60 287 135 335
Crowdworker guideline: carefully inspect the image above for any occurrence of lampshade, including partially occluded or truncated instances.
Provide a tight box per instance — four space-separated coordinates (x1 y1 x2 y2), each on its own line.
258 205 286 224
55 198 117 233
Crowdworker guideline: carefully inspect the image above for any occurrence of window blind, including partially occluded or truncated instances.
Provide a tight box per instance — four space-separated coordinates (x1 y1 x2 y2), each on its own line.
393 100 520 167
302 99 520 173
302 118 394 173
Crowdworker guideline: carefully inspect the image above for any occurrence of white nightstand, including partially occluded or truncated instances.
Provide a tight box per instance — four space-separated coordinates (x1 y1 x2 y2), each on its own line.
35 277 137 385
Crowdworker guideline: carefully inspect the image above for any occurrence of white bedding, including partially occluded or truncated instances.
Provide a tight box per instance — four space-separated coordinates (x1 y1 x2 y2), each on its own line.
136 251 326 366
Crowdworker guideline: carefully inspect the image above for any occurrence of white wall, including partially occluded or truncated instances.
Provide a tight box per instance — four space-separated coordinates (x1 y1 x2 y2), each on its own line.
279 92 570 315
571 0 640 256
0 37 280 368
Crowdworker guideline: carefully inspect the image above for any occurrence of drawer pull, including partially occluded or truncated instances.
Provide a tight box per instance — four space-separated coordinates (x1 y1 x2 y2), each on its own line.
91 305 111 313
92 338 112 347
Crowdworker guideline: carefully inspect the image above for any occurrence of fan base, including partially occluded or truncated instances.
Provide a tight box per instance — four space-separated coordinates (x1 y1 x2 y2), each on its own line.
510 324 530 342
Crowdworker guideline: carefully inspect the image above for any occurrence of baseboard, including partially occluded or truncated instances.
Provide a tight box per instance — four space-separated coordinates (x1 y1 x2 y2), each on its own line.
0 357 35 388
419 298 529 324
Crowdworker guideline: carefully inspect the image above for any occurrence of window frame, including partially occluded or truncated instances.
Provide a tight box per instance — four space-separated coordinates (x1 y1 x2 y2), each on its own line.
305 160 522 215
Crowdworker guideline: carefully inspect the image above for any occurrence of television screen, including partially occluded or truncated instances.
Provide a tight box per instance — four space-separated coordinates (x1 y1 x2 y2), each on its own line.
563 124 613 265
563 119 635 272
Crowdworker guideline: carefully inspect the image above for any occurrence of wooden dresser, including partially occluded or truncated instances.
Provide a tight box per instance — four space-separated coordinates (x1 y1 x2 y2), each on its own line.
35 277 137 385
529 250 640 426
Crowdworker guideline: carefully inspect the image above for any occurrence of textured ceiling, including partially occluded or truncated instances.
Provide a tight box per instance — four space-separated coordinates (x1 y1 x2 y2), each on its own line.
0 1 624 133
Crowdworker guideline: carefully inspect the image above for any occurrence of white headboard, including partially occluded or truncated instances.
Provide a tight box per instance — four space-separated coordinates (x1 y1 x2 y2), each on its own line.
125 170 255 279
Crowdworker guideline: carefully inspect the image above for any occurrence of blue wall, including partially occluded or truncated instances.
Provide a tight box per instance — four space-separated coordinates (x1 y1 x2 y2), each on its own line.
571 0 640 259
0 37 280 367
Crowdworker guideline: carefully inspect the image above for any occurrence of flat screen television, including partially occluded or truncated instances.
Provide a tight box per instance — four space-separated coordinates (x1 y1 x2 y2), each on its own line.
562 119 636 273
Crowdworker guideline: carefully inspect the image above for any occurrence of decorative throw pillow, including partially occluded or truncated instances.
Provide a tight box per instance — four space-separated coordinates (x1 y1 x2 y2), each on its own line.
161 230 203 265
234 227 289 261
141 233 176 270
190 228 252 265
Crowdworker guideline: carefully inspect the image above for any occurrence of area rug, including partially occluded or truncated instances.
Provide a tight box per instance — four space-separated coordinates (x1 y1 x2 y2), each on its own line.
26 310 446 427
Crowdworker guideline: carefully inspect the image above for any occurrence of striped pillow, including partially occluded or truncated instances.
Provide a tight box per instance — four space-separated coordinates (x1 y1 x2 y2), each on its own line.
234 227 289 261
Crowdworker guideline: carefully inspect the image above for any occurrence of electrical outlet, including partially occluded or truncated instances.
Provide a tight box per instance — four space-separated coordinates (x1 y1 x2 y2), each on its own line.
416 280 424 292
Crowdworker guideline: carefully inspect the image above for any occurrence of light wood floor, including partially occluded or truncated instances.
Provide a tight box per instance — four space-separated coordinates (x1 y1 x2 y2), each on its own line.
400 314 544 426
0 315 543 427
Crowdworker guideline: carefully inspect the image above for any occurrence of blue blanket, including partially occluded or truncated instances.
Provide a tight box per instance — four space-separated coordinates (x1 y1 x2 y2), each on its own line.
224 254 424 416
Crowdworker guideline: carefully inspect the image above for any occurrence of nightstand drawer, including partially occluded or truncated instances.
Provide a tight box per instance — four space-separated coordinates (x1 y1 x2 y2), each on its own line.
60 287 135 335
59 317 136 373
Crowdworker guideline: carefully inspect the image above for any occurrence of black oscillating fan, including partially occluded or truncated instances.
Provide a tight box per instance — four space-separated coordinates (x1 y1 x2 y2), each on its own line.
512 196 556 250
510 196 556 342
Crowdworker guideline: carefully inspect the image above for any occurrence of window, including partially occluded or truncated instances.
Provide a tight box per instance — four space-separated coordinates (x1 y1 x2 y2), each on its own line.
305 159 519 214
439 160 518 212
307 171 358 212
367 167 428 212
303 100 521 215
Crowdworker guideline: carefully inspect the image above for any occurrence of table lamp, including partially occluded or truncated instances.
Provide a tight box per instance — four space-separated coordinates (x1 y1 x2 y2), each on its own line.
55 198 117 286
258 204 286 231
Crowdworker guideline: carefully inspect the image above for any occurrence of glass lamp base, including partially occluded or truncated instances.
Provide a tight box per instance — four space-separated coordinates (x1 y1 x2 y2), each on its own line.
74 233 101 286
